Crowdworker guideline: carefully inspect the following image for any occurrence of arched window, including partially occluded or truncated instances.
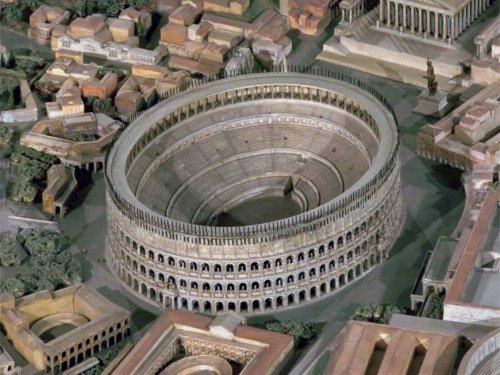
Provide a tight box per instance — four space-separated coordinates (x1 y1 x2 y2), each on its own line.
299 272 305 280
250 262 259 271
298 253 305 262
191 281 198 290
190 262 197 271
328 241 334 250
158 254 164 263
251 282 259 290
308 249 315 259
239 283 247 291
338 237 343 247
263 260 271 270
275 259 283 268
202 283 210 291
201 263 209 272
287 275 295 284
238 263 246 272
148 250 154 260
276 278 283 286
214 264 222 273
179 260 186 268
286 256 293 264
168 257 174 266
264 280 271 288
227 283 235 291
226 264 234 273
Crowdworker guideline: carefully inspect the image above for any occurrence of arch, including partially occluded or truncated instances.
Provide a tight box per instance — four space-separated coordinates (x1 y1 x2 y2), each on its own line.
216 302 224 312
320 283 327 294
338 236 343 247
356 264 362 276
297 252 305 262
276 296 283 307
227 283 235 292
310 286 317 298
299 290 306 302
275 258 283 268
328 240 335 250
308 249 315 259
240 301 248 313
179 260 186 268
264 279 272 288
190 262 198 271
286 255 294 264
239 283 247 291
192 300 200 311
228 302 236 311
265 298 272 310
201 263 210 272
181 298 188 309
141 284 147 296
287 275 295 284
348 269 354 281
299 272 306 281
319 245 325 256
330 278 336 290
203 301 212 313
276 278 283 287
287 294 295 305
250 262 259 271
148 250 154 260
191 281 198 290
167 256 174 266
339 274 346 286
363 259 369 271
226 264 234 273
252 300 260 312
251 281 260 290
215 283 223 291
202 282 210 291
309 268 316 278
214 264 222 273
263 260 271 270
238 263 246 272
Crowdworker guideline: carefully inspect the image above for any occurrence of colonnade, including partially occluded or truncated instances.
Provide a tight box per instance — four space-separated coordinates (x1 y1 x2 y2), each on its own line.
378 0 491 42
340 0 364 24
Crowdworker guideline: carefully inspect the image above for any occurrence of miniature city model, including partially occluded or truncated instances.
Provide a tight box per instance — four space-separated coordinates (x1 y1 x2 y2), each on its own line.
0 0 499 373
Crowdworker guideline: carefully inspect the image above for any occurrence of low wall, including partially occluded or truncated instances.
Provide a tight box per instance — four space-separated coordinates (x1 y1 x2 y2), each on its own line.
341 36 463 77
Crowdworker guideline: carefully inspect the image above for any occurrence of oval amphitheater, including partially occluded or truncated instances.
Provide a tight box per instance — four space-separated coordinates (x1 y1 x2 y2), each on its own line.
105 71 404 314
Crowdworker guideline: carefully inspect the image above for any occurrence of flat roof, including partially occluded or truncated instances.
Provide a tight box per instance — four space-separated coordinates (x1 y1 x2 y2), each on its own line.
424 237 458 282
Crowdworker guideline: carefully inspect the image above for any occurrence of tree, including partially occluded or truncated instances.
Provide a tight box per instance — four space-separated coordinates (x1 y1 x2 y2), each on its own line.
0 277 25 298
105 0 121 17
0 77 18 98
20 0 42 11
0 233 23 266
266 321 321 347
11 181 37 204
34 80 58 99
7 91 15 109
4 5 23 23
136 16 144 38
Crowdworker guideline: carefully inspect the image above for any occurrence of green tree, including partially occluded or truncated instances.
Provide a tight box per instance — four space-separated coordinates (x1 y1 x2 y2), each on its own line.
36 277 55 292
0 233 23 266
0 77 18 97
7 91 15 110
4 5 23 23
266 321 321 347
20 0 41 11
136 16 144 38
106 0 121 17
11 181 37 204
0 277 26 298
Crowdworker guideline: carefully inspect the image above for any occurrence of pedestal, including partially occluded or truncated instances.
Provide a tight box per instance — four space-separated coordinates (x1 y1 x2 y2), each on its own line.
413 89 448 118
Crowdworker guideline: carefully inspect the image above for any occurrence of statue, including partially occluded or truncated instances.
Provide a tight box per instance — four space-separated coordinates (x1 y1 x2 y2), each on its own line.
426 58 438 95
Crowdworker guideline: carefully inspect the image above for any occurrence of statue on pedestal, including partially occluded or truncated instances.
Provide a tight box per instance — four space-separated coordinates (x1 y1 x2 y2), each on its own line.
426 58 438 95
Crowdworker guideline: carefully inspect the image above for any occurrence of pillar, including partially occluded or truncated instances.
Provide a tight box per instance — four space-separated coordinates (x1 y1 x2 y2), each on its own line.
450 16 455 39
418 8 422 34
379 0 384 23
403 5 407 29
341 8 345 21
411 7 415 33
434 12 439 38
426 10 431 36
349 8 353 22
443 15 448 40
395 1 399 28
386 0 391 26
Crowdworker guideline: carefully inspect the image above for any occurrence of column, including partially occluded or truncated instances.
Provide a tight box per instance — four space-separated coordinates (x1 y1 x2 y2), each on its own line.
418 8 422 34
434 12 439 38
450 16 455 40
410 7 415 33
349 8 353 22
426 11 431 36
395 2 399 28
403 5 407 30
443 15 448 40
342 8 345 22
386 0 391 26
379 0 384 23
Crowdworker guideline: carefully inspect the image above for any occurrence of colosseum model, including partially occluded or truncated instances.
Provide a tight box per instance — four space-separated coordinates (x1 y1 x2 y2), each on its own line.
105 71 403 314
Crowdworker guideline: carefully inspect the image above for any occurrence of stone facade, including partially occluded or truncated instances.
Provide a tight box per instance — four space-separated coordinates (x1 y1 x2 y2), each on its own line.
112 310 293 375
0 285 130 374
105 72 403 315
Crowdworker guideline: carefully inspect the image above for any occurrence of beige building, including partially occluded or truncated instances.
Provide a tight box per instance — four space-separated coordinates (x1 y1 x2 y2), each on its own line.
325 321 459 374
20 113 122 171
112 310 293 375
28 5 70 45
417 83 500 171
0 284 130 374
42 164 78 217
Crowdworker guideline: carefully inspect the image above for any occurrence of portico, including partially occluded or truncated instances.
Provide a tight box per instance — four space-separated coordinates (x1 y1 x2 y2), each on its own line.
377 0 492 43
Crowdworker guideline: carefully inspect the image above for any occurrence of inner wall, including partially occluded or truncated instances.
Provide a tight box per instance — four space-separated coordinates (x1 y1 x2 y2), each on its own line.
131 100 379 226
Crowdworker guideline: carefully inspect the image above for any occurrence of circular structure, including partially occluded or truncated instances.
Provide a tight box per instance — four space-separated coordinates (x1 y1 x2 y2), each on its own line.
105 72 403 314
160 355 232 375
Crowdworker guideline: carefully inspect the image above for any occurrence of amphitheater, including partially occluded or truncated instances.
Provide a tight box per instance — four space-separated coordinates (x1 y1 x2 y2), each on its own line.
105 71 404 314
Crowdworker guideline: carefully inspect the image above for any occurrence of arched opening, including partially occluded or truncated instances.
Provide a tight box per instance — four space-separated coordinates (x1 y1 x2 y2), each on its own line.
330 278 336 290
203 301 212 313
192 300 200 311
240 301 248 313
299 290 306 302
287 294 295 305
216 302 224 312
348 269 354 281
252 300 260 311
339 274 346 286
277 296 283 307
265 298 272 310
228 302 236 311
310 286 317 298
320 283 327 294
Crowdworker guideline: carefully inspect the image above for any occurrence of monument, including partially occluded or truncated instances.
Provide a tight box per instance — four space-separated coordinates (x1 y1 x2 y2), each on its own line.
413 59 448 118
